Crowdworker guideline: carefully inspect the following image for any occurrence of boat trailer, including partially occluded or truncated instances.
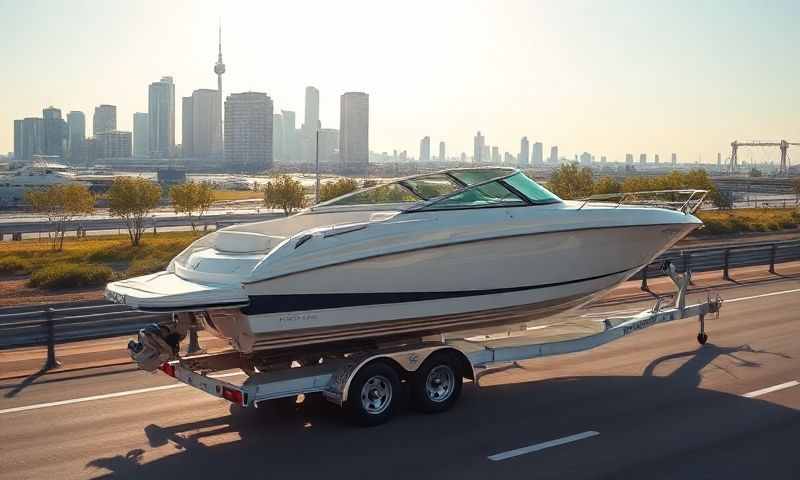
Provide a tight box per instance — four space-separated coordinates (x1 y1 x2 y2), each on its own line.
152 262 721 426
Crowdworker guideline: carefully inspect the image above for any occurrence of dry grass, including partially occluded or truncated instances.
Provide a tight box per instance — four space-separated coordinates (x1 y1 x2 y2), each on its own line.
0 231 201 289
697 208 800 235
212 190 263 202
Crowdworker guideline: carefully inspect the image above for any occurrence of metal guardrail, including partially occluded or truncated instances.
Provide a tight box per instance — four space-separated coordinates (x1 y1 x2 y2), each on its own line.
0 238 799 370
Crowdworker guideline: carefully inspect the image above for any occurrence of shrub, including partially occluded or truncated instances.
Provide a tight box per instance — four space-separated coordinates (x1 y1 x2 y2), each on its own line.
0 256 33 274
126 257 170 277
28 263 113 290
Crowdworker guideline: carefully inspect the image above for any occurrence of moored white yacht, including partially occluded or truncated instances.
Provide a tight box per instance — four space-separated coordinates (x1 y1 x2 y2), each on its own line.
106 167 706 356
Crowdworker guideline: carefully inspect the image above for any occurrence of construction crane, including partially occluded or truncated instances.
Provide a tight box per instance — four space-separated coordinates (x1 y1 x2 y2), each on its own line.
730 140 800 176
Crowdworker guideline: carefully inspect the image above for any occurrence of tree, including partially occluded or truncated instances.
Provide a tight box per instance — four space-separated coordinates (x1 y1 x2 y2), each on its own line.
170 181 214 231
593 177 622 195
320 178 360 202
107 177 162 246
263 175 306 215
26 184 95 250
548 163 594 199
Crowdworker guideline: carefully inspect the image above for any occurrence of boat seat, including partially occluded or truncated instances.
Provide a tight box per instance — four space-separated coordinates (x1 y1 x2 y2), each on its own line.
214 230 286 254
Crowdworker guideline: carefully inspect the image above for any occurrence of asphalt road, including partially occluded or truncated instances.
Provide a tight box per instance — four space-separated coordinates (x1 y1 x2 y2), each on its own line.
1 279 799 479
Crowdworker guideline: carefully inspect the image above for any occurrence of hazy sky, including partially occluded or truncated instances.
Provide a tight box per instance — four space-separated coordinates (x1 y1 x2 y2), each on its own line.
2 0 799 163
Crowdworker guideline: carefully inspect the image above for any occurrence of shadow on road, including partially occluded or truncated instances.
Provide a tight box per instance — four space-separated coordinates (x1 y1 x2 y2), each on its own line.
86 344 800 480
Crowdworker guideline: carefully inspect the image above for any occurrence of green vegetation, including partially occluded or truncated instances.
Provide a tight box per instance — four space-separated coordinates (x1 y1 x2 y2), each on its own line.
320 178 360 202
29 264 113 289
25 184 95 250
0 231 199 290
108 177 162 246
263 175 306 215
547 164 594 199
697 208 800 235
170 181 214 232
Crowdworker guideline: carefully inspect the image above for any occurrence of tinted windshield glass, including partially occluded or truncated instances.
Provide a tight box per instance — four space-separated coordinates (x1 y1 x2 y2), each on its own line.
401 174 462 200
448 169 513 186
503 172 561 203
326 183 420 206
426 180 526 209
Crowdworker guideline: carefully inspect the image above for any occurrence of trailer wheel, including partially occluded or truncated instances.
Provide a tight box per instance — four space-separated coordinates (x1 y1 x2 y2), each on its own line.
410 352 463 414
346 361 400 427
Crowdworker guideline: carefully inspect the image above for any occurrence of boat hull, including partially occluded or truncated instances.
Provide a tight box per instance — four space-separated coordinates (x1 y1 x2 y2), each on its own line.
205 223 693 352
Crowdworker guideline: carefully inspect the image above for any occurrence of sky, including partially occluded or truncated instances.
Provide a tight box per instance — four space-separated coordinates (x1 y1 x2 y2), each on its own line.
1 0 799 164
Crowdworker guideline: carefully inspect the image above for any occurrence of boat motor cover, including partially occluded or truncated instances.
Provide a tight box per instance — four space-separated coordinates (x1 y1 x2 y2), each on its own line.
105 271 250 312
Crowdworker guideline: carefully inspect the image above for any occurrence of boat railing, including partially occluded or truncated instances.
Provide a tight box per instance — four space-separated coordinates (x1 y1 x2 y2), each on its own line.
576 189 708 214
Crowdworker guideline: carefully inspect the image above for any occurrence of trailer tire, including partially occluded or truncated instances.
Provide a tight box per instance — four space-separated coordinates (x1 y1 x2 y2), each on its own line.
410 351 463 414
345 361 400 427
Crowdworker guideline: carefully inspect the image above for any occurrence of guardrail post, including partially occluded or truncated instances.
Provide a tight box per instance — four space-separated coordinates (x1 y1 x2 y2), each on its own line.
640 264 649 291
722 248 731 281
769 244 777 274
44 307 61 370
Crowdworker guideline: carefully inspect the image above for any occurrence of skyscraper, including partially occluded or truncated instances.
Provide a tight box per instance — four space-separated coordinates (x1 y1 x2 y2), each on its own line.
654 154 660 164
93 105 117 136
550 145 559 164
181 96 194 157
318 128 339 163
214 22 226 152
419 136 430 162
339 92 369 174
639 153 647 164
491 146 500 164
272 113 284 161
672 153 677 166
13 117 43 161
625 153 634 164
717 152 722 168
473 131 485 162
133 113 149 158
42 106 67 157
148 76 176 158
519 136 530 166
439 141 446 162
302 86 320 162
532 142 543 165
189 89 222 158
281 110 297 161
96 131 132 158
224 91 273 172
66 111 86 162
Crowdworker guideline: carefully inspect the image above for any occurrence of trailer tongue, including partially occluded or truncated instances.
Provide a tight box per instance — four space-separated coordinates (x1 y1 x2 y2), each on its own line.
131 263 721 426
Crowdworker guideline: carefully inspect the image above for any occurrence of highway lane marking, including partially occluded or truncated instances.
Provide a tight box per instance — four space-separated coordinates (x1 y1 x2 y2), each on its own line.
488 431 600 461
0 371 245 415
743 380 800 399
724 287 800 304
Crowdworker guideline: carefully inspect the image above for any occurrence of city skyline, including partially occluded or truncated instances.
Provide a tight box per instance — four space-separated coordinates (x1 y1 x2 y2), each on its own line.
2 1 799 163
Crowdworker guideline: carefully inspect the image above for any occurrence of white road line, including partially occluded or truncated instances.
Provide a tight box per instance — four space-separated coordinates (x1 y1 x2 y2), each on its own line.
725 287 800 304
488 431 600 461
0 371 245 415
742 380 800 399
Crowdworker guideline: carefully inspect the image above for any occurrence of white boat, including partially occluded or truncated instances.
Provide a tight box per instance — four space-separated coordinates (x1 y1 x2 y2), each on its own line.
106 167 706 356
0 160 87 205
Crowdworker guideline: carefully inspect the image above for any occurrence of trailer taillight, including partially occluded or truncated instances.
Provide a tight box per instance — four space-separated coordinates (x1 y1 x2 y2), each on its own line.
160 363 176 377
221 387 245 405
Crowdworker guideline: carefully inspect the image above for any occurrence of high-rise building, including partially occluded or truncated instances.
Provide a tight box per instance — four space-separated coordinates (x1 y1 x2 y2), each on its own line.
439 141 446 162
625 153 634 164
317 128 339 162
96 131 132 158
181 96 194 157
639 153 647 164
42 106 67 157
66 111 86 162
224 91 273 172
550 145 559 164
654 154 660 164
148 76 176 158
13 117 44 161
339 92 369 174
303 86 320 133
491 146 500 164
272 113 284 161
580 152 592 165
188 89 222 158
281 110 297 161
717 152 721 168
419 136 430 162
482 145 490 163
532 142 543 165
214 23 226 152
93 105 117 136
519 136 530 166
133 113 149 158
473 131 485 163
672 153 677 166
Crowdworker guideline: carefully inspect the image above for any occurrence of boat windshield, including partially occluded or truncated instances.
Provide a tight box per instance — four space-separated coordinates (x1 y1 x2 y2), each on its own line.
415 172 561 210
323 183 420 206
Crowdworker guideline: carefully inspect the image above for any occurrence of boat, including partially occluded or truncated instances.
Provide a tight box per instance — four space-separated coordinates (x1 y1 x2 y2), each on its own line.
0 159 88 206
106 167 706 359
